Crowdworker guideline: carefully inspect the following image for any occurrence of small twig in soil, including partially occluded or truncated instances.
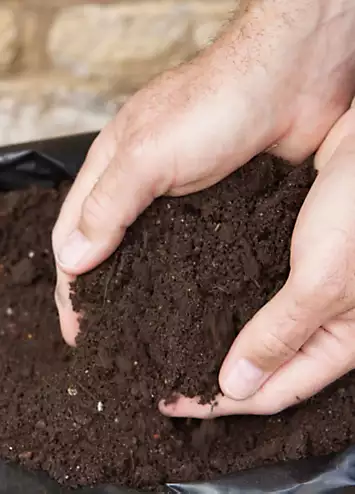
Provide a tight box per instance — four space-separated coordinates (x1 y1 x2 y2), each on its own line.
214 285 228 294
102 254 123 308
41 376 51 388
252 279 261 288
143 230 149 249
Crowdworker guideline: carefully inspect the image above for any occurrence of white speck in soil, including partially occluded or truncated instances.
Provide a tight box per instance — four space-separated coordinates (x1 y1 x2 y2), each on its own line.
114 417 119 423
133 361 138 366
35 420 46 429
97 401 104 412
67 386 78 397
8 446 13 451
28 251 35 258
65 475 69 480
84 369 89 374
6 307 13 316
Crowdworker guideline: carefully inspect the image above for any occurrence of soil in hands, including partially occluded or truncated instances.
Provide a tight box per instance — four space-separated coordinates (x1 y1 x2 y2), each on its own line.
1 155 354 490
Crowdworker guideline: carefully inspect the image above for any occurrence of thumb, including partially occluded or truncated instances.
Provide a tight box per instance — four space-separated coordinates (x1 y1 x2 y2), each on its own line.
56 144 171 275
219 280 326 400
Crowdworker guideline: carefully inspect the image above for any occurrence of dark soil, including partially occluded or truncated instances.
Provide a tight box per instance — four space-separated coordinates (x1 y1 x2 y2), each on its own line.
1 155 355 490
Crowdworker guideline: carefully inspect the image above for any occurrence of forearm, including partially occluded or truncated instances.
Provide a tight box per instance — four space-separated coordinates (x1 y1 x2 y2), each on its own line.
198 0 355 159
206 0 355 78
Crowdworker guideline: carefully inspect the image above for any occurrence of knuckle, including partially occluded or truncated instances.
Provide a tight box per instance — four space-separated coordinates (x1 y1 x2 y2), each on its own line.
124 136 171 197
125 137 147 163
82 190 113 234
258 331 298 366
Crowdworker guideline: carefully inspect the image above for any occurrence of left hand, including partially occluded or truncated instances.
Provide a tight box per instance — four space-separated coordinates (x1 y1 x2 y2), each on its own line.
160 107 355 419
52 0 355 346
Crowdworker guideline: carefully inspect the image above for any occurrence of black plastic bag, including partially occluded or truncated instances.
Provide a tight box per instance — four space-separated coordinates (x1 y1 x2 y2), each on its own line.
0 132 97 189
1 133 355 494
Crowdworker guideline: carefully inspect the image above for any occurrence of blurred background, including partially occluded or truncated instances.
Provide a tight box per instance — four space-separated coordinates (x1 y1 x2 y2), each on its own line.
0 0 236 146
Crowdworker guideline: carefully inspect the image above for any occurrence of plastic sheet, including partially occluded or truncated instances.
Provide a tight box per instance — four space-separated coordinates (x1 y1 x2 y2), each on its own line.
0 132 97 190
1 133 355 494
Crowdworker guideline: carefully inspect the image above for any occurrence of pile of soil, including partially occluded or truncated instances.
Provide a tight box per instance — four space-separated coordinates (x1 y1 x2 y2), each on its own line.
1 155 355 490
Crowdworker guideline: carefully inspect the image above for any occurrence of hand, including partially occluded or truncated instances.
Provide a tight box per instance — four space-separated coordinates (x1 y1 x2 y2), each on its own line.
160 107 355 418
53 0 355 348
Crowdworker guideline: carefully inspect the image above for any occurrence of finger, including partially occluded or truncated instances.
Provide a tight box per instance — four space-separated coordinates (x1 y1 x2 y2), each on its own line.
161 320 355 418
54 137 173 276
52 123 117 343
52 122 117 265
218 279 331 401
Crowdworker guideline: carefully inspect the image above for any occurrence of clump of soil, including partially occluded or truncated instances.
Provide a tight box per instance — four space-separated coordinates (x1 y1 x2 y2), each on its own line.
1 155 355 490
71 154 314 403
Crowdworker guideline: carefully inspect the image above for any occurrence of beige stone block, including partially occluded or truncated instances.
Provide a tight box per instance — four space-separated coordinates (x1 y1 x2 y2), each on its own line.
48 4 195 78
192 0 236 49
21 7 53 71
0 7 18 71
0 77 128 146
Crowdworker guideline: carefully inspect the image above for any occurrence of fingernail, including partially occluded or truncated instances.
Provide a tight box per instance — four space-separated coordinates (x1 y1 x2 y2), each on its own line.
57 229 91 269
223 358 265 400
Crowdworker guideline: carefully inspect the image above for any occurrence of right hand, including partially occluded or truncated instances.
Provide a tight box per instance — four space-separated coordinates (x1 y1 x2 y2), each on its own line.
161 107 355 419
52 0 355 346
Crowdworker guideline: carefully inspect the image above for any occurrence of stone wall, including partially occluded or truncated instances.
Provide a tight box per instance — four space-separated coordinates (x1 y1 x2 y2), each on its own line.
0 0 236 146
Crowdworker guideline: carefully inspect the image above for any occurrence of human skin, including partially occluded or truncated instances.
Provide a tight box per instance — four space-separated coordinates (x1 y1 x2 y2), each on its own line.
160 106 355 417
52 0 355 417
